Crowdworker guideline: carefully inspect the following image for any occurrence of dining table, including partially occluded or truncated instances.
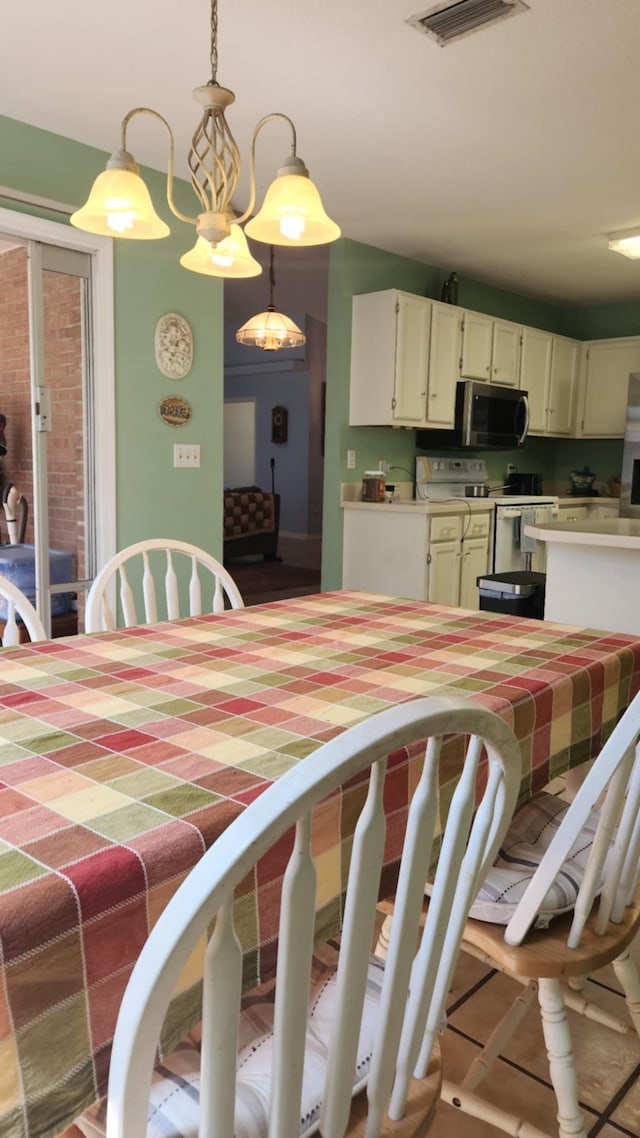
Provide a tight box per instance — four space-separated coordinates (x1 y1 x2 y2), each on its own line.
2 589 640 1138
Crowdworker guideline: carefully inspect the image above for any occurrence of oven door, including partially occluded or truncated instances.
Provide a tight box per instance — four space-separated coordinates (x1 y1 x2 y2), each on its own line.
493 503 556 572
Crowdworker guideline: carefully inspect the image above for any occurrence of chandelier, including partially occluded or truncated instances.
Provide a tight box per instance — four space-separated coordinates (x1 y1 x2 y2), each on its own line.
70 0 340 278
236 246 305 351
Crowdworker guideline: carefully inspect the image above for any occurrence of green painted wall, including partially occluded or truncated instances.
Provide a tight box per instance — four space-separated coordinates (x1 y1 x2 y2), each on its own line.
0 115 225 556
562 300 640 341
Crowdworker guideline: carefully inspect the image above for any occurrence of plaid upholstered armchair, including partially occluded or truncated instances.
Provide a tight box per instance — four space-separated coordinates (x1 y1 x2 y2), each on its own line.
223 486 280 562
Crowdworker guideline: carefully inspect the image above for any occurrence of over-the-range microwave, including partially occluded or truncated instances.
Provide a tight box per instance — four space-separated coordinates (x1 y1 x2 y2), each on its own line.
416 380 530 451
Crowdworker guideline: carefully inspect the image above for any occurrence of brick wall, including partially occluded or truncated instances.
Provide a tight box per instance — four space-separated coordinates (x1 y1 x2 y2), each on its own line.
0 246 84 576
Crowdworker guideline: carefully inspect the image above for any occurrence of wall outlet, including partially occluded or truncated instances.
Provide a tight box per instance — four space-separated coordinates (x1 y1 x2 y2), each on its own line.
174 444 200 468
506 463 517 476
347 449 356 469
379 460 391 473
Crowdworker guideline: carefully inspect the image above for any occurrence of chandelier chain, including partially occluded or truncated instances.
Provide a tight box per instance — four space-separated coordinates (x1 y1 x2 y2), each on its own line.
269 245 276 307
210 0 218 84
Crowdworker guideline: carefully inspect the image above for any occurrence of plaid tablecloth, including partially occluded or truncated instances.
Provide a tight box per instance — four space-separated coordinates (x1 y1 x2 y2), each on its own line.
2 591 640 1138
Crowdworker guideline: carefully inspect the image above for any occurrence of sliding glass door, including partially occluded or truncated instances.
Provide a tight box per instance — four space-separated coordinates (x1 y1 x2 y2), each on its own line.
0 208 114 637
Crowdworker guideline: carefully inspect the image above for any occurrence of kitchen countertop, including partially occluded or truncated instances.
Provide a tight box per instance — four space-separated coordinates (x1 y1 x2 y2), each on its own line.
525 517 640 549
341 497 495 514
342 495 619 515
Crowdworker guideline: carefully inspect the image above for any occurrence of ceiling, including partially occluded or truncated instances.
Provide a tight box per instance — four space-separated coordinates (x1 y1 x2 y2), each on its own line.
3 0 640 314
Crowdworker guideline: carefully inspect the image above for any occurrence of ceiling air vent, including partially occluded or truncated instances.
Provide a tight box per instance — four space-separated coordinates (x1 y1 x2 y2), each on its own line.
407 0 529 46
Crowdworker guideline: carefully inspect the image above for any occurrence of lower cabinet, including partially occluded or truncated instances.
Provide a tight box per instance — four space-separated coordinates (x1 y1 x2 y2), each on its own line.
428 512 492 608
556 504 589 522
342 507 491 608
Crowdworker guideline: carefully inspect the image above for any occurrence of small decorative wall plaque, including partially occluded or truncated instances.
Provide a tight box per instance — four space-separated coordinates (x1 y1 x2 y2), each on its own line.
158 395 192 427
154 313 194 379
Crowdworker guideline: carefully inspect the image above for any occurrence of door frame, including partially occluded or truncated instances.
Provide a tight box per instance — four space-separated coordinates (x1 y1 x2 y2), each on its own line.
0 206 116 604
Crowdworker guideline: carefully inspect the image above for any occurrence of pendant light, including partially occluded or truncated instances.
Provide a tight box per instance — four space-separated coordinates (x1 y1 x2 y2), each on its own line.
70 0 340 277
235 247 305 352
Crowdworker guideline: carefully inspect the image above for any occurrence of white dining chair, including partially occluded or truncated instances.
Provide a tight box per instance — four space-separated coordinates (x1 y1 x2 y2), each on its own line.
85 538 244 632
74 694 521 1138
380 690 640 1138
0 571 46 645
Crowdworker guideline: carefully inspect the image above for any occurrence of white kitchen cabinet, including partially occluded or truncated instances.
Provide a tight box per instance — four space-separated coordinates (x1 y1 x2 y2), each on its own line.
426 301 463 426
575 337 640 438
521 327 552 433
342 507 430 599
460 311 494 381
460 535 492 608
491 320 522 387
547 335 578 436
342 505 491 609
524 330 577 437
427 514 463 605
556 504 589 522
349 290 460 429
590 503 619 519
427 539 461 605
460 313 521 386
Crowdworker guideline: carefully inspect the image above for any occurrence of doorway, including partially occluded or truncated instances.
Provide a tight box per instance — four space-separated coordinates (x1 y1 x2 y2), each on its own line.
224 399 256 487
0 207 114 636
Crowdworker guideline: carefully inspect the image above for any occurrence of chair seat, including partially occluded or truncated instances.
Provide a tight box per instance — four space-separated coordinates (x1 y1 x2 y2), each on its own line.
463 879 640 980
466 791 604 929
77 940 442 1138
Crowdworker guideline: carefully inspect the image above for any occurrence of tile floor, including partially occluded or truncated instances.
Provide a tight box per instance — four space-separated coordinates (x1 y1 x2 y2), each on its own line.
430 933 640 1138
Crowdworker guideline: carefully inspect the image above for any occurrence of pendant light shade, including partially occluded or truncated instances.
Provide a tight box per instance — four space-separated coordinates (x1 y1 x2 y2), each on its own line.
245 169 341 247
235 246 305 351
180 225 261 277
236 307 306 351
70 161 170 239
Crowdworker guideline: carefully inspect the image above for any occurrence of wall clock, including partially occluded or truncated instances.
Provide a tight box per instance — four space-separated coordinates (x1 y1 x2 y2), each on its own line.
271 405 288 444
154 313 194 379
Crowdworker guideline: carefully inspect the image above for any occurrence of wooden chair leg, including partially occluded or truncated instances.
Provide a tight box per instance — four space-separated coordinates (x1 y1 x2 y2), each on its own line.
375 914 393 960
537 979 587 1138
612 949 640 1036
441 1079 552 1138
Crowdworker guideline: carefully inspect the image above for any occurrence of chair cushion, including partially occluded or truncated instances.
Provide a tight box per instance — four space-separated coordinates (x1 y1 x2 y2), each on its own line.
75 943 385 1138
467 790 603 927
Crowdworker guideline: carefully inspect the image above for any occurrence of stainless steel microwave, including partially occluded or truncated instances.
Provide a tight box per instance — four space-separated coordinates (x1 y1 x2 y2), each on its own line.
416 380 529 451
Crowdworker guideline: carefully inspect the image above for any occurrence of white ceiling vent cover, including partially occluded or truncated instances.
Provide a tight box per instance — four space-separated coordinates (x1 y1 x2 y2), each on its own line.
407 0 529 46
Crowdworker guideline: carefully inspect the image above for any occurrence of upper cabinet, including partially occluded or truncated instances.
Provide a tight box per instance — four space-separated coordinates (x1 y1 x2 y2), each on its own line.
521 327 552 433
523 329 578 437
349 288 640 440
460 314 521 387
574 337 640 438
349 290 461 428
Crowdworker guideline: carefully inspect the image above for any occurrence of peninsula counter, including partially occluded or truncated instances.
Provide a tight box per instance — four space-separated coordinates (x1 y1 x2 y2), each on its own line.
524 517 640 634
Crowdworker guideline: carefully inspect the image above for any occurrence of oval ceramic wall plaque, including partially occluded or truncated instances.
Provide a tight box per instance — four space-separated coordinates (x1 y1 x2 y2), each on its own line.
158 395 192 427
154 313 193 379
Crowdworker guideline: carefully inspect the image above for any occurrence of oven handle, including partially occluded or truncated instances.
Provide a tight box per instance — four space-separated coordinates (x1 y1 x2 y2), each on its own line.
517 394 530 445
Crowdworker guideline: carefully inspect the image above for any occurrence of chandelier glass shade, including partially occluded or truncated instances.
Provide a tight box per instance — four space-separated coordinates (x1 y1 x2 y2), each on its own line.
608 228 640 260
180 225 261 278
70 0 340 278
70 162 170 239
235 246 305 352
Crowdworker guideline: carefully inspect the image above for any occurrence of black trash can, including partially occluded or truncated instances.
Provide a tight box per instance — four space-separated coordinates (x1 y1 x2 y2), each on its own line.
477 571 546 620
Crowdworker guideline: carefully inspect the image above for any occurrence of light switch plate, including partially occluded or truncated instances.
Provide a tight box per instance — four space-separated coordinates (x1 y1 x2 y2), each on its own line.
173 444 200 468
